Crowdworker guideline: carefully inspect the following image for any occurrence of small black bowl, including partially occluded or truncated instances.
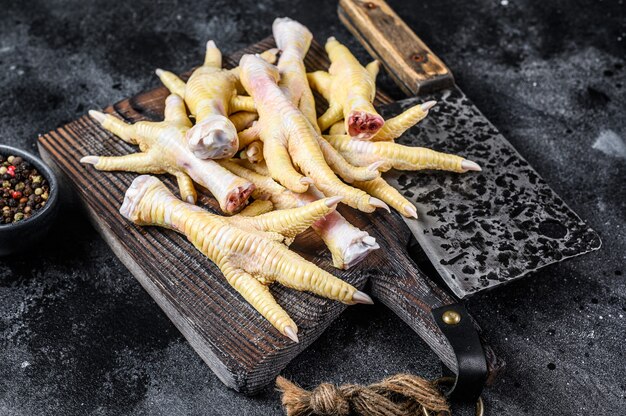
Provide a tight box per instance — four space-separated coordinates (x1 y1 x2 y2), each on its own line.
0 145 59 256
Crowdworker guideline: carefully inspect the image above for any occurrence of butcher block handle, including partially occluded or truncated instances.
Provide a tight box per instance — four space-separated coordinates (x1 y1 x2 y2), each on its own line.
338 0 454 96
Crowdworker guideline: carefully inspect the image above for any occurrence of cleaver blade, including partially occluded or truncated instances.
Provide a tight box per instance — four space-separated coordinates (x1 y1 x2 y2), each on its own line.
378 88 601 298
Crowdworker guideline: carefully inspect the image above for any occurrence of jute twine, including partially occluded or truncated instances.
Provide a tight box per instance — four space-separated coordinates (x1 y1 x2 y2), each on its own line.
276 374 450 416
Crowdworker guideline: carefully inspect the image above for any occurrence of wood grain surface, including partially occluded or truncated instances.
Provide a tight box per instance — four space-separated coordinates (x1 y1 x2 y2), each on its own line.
38 37 499 394
338 0 455 96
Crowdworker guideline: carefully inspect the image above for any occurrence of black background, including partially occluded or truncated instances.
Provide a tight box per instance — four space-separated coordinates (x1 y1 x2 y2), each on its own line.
0 0 624 414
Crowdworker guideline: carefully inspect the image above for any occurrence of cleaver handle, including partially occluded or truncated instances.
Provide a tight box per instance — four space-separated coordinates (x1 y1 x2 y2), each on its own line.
338 0 454 96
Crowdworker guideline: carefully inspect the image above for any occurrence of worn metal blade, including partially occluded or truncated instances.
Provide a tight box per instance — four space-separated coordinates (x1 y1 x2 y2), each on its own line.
378 86 601 298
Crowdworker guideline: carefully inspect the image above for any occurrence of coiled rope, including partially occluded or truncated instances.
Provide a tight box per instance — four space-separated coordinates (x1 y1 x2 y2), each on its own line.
276 373 450 416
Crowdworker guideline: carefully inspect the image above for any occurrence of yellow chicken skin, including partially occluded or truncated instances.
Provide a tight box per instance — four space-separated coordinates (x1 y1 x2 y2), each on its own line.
156 42 276 160
241 140 264 163
232 112 264 162
229 111 258 132
307 37 383 139
272 17 319 131
325 100 434 141
308 38 439 143
239 199 274 216
324 134 482 173
120 175 374 341
221 159 380 269
238 131 384 184
238 54 388 213
371 101 436 142
329 120 346 135
81 94 255 214
272 18 382 183
352 178 417 219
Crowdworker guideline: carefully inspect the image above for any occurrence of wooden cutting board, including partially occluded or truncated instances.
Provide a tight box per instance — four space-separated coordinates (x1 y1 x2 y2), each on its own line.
36 37 398 392
38 36 502 394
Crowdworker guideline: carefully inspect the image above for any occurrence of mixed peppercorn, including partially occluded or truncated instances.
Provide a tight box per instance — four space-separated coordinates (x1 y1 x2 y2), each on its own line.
0 154 50 225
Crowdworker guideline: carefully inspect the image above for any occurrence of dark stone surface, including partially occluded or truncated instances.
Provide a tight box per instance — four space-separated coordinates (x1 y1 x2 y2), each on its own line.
0 0 624 414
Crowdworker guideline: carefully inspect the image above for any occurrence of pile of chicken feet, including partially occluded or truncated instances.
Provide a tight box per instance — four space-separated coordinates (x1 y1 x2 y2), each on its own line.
82 18 480 342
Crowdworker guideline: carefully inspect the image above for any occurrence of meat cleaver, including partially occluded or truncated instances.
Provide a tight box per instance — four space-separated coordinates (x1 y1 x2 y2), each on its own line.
339 0 601 299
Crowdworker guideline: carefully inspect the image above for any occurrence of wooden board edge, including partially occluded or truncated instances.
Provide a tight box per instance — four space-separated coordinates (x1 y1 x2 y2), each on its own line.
245 300 354 394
